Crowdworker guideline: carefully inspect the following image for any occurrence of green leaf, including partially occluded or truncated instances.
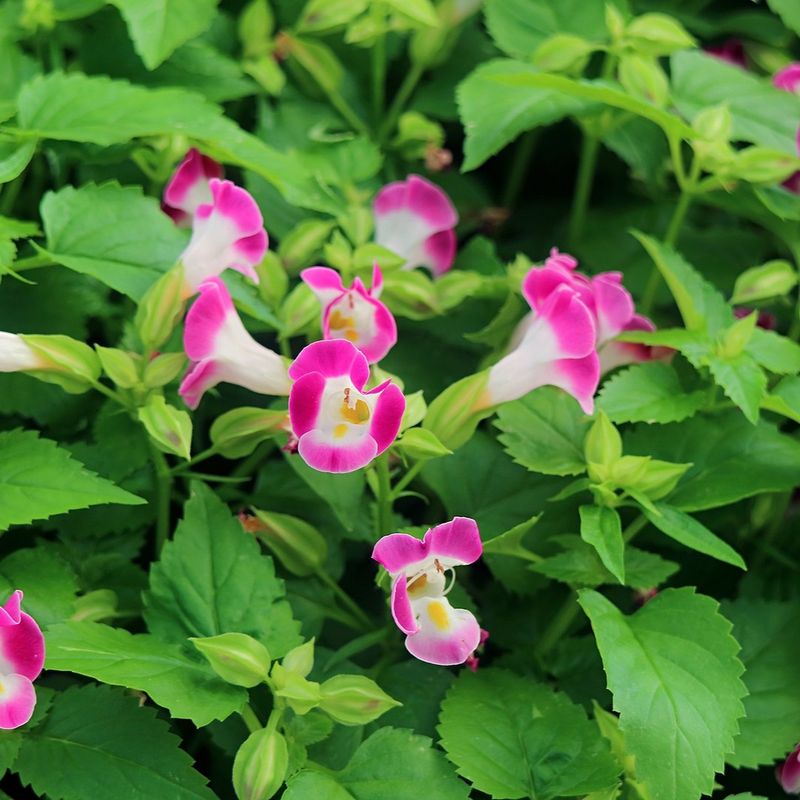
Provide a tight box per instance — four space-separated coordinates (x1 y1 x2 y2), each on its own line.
0 140 36 184
16 684 217 799
285 727 469 800
641 502 746 569
706 354 767 424
45 622 246 726
457 58 591 171
767 0 800 34
632 232 733 334
598 362 706 424
110 0 219 69
0 429 143 531
39 182 185 299
724 599 800 769
602 116 669 186
495 387 588 476
625 412 800 510
484 0 607 59
580 505 625 584
438 669 620 799
579 588 746 800
144 482 301 657
762 375 800 422
672 50 800 154
746 328 800 374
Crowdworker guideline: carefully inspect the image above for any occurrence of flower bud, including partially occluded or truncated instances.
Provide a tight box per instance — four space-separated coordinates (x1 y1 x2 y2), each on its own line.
584 412 622 467
692 104 732 143
618 53 670 107
135 266 188 351
142 352 186 389
95 346 140 389
732 259 797 304
318 674 400 726
271 663 321 714
625 13 695 55
281 639 315 678
628 458 691 501
532 34 594 74
278 219 336 274
717 311 758 359
352 243 405 272
256 251 289 309
71 589 117 623
138 395 193 460
192 633 271 688
423 371 493 451
278 283 318 337
605 4 626 42
238 0 274 59
778 743 800 795
381 269 440 319
244 56 286 96
400 390 427 431
323 230 353 272
232 727 288 800
210 408 288 459
251 509 328 576
23 334 102 392
296 0 364 34
395 428 452 461
726 147 800 184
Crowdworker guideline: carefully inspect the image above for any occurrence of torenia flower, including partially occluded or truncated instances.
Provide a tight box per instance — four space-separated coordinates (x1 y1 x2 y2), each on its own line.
486 285 600 414
705 39 746 68
162 148 223 227
373 174 458 276
0 591 45 729
179 179 268 294
288 339 405 473
301 264 397 363
773 65 800 194
0 332 46 373
372 518 483 666
179 277 290 409
778 743 800 794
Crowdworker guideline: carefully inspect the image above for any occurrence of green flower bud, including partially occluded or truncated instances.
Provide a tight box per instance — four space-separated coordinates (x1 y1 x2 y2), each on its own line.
210 407 288 459
271 663 321 714
618 53 670 107
279 283 318 338
23 334 102 392
732 259 798 304
251 509 328 576
605 3 626 42
135 266 187 352
282 639 315 678
400 390 427 431
256 252 289 309
625 13 696 55
278 219 336 274
71 589 117 623
192 633 271 688
95 346 140 389
395 428 452 461
629 459 692 501
532 34 594 74
142 352 186 389
323 230 353 272
244 55 286 97
423 371 493 451
352 243 404 272
725 147 800 185
340 207 374 249
232 727 288 800
297 0 366 34
284 35 344 94
584 412 622 466
692 104 732 143
238 0 275 59
318 675 400 726
138 395 193 460
381 269 440 319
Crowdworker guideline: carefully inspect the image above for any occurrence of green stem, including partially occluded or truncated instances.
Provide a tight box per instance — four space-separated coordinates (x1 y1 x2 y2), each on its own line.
371 29 386 127
148 441 172 556
502 130 539 212
169 446 219 476
231 441 275 479
328 89 370 137
324 627 389 671
278 335 292 359
11 253 54 272
391 460 425 500
315 569 372 631
239 704 262 734
567 132 602 246
622 513 647 543
375 453 393 537
534 591 581 660
380 61 425 142
0 171 25 217
265 707 282 735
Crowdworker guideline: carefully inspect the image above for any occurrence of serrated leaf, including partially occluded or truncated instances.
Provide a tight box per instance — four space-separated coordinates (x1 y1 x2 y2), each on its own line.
724 599 800 769
438 669 620 800
707 353 766 424
761 374 800 422
0 429 143 531
144 482 301 657
39 182 185 299
285 727 469 800
598 362 706 424
16 684 217 799
45 621 246 726
641 503 746 569
579 588 747 800
580 505 625 585
111 0 219 69
495 387 588 476
746 328 800 374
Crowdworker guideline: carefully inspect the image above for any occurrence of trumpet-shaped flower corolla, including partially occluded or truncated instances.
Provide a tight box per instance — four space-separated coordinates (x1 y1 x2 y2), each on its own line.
0 332 45 373
179 277 290 409
372 517 483 666
778 743 800 795
485 285 600 414
288 339 405 473
179 179 268 295
774 65 800 194
162 149 223 227
373 175 458 276
301 264 397 364
0 591 44 729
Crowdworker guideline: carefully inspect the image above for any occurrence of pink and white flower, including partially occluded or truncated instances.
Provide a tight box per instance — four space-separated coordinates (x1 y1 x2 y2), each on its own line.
778 743 800 795
485 284 600 414
179 179 268 295
288 339 405 473
706 39 746 69
372 517 483 666
301 264 397 364
773 64 800 194
162 148 223 227
0 332 45 373
0 591 45 729
179 277 290 409
373 175 458 276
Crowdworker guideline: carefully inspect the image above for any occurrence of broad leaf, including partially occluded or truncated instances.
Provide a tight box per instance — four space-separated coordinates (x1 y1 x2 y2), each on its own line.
438 669 620 799
111 0 219 69
284 727 469 800
0 429 143 532
495 387 588 476
579 588 746 800
724 599 800 769
598 362 706 424
40 182 185 299
707 354 767 424
457 59 591 171
144 482 301 657
579 505 625 584
45 621 246 726
0 140 36 184
767 0 800 34
16 684 217 799
641 503 746 570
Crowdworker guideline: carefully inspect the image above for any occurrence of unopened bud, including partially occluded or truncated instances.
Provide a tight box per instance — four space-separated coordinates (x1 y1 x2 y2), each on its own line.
778 743 800 795
584 412 622 466
532 34 594 73
138 395 193 460
192 633 271 688
251 509 328 576
232 727 288 800
279 283 318 337
628 459 691 501
282 638 315 678
211 407 289 458
271 663 321 714
618 53 669 107
318 674 400 726
143 351 186 388
135 266 187 351
278 219 336 274
395 428 451 461
732 259 797 304
381 269 440 319
625 13 696 55
95 346 140 389
22 334 101 392
726 147 800 184
423 371 493 451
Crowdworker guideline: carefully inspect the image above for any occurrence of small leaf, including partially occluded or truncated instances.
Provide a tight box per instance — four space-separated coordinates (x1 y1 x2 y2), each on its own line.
580 505 625 584
707 353 767 424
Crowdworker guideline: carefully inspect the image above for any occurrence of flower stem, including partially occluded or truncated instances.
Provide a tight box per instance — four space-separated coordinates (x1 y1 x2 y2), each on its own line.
371 28 386 127
169 446 219 476
148 441 173 556
239 704 262 734
379 61 425 142
315 569 372 631
567 132 602 246
374 453 393 537
534 591 581 661
325 627 389 671
391 460 425 500
502 130 539 212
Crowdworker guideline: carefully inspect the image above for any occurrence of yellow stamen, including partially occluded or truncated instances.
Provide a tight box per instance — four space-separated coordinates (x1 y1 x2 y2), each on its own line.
330 310 354 330
427 600 450 631
334 423 348 439
340 397 370 425
408 573 428 595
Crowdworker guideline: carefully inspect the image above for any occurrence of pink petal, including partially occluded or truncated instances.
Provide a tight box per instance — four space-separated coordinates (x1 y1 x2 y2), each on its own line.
302 266 346 308
546 247 578 271
232 230 268 280
423 229 457 276
551 353 601 414
366 381 405 454
0 674 36 730
592 273 635 344
205 179 263 235
706 39 746 68
372 532 430 574
288 340 370 389
297 428 378 473
288 372 326 438
0 591 22 626
391 576 418 635
370 263 384 297
774 63 800 94
183 277 234 361
537 285 597 359
163 148 222 220
425 517 483 566
779 745 800 794
404 598 482 666
0 592 44 682
178 360 219 410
